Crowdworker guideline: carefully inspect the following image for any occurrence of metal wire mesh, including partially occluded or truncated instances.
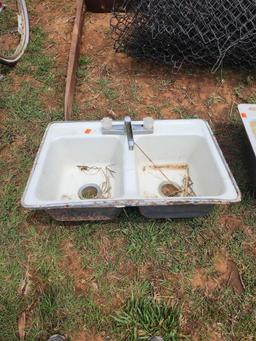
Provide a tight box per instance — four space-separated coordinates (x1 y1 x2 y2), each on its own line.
111 0 256 72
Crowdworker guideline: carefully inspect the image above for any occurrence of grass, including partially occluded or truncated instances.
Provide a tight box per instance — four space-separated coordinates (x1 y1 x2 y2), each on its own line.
121 221 171 263
0 2 20 57
157 79 176 91
114 295 180 340
173 107 198 119
205 93 223 108
97 77 119 101
1 4 256 341
77 54 91 81
130 82 140 102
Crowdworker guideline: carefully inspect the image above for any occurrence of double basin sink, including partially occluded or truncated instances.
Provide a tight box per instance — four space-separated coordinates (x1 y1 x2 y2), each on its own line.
22 119 241 221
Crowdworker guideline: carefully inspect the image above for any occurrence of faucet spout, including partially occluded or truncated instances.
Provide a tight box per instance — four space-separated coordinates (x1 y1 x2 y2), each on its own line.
124 116 134 151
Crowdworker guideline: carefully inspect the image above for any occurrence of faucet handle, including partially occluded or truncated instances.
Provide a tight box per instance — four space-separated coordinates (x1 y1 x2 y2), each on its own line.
143 117 154 130
101 117 112 130
124 115 132 123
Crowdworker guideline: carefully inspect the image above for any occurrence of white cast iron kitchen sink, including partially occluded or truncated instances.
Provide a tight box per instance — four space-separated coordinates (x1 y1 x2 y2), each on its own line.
22 119 241 220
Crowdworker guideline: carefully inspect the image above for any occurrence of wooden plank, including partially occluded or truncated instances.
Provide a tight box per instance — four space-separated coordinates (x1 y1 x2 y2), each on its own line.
64 0 85 120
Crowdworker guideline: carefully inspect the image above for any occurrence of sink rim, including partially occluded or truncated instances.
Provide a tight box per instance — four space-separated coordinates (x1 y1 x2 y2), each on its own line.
21 119 241 210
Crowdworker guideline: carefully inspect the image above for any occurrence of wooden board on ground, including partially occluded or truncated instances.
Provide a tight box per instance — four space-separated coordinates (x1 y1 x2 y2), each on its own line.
64 0 85 120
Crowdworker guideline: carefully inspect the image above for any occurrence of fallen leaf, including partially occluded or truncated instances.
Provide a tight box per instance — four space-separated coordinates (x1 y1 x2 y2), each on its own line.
18 269 32 296
227 261 245 295
18 312 26 341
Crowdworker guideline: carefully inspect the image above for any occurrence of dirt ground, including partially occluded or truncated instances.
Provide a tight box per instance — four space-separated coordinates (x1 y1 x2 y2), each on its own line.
77 13 241 121
24 1 256 122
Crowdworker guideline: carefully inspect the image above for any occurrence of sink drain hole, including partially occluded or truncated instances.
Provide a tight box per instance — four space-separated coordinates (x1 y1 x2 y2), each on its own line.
78 184 101 200
159 181 181 197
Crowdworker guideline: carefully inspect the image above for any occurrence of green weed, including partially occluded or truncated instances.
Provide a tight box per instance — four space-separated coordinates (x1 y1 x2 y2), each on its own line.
114 294 180 341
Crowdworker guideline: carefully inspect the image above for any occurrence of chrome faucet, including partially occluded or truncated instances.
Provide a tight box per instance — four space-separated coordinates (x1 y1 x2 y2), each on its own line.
101 116 154 151
124 116 134 151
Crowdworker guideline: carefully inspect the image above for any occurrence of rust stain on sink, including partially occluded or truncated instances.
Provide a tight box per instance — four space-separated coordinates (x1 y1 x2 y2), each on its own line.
141 162 195 197
145 162 188 171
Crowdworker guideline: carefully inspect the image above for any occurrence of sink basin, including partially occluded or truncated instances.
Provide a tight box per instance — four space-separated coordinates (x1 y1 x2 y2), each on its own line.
239 104 256 189
22 120 241 220
34 137 124 201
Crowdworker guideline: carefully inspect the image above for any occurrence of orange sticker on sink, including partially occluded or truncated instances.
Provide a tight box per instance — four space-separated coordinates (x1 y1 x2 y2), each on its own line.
84 128 92 134
241 112 247 118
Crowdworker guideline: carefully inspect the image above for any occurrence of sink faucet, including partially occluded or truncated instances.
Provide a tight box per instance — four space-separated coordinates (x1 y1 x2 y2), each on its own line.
124 116 134 151
101 116 154 148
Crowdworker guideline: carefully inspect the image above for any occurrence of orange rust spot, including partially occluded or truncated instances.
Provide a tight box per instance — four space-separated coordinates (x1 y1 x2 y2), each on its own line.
241 113 247 118
84 128 92 134
148 163 188 170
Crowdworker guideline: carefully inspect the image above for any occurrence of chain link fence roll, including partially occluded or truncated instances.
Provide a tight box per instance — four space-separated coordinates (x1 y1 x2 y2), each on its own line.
111 0 256 72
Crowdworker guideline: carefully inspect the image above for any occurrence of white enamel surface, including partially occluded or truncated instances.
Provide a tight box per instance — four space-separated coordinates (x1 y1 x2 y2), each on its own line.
35 137 124 201
238 104 256 157
22 120 240 209
135 135 226 197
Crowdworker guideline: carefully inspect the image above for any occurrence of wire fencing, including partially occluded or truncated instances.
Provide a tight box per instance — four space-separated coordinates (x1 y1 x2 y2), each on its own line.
111 0 256 72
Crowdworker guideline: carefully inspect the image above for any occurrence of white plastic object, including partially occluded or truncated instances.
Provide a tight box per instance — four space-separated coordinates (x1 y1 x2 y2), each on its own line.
238 104 256 188
101 117 112 130
238 104 256 157
143 117 154 130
